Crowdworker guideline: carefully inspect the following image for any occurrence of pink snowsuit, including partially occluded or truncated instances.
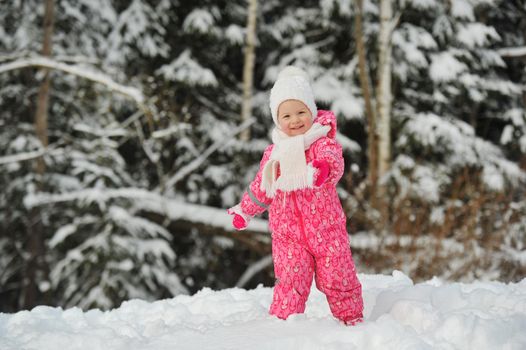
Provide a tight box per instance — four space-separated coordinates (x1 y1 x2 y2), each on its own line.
236 110 363 323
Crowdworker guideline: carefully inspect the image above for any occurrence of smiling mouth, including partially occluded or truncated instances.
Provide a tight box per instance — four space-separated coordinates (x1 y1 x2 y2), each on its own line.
291 125 304 130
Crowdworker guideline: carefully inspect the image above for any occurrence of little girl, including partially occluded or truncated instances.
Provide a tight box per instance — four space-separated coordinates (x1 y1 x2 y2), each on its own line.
228 66 363 325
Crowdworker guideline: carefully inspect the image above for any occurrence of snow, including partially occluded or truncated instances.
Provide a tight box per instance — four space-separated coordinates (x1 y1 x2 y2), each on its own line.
451 0 475 21
500 125 514 145
156 50 218 87
1 1 525 344
456 23 501 49
498 46 526 58
399 112 526 189
314 74 363 121
412 165 441 203
23 187 271 235
430 206 445 224
429 52 467 82
224 24 244 45
0 56 144 104
183 8 218 35
336 132 361 153
106 0 169 61
351 232 465 256
403 0 438 10
504 109 525 127
108 205 171 240
139 195 270 236
49 224 78 248
393 24 437 69
482 164 504 191
163 117 254 190
0 148 48 166
1 271 524 350
235 255 273 288
320 0 352 17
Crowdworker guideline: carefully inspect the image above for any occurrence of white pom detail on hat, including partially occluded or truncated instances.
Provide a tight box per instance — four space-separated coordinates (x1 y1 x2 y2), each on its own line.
269 66 318 127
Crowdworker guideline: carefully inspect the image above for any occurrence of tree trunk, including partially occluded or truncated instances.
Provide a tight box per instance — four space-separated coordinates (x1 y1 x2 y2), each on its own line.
375 0 393 225
522 90 526 171
24 0 54 309
35 4 54 169
353 0 378 204
240 0 258 141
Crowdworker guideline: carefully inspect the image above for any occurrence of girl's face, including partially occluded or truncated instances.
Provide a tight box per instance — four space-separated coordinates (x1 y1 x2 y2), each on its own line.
277 100 313 136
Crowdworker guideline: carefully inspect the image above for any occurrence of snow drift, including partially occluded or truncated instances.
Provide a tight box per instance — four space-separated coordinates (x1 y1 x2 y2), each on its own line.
1 271 525 350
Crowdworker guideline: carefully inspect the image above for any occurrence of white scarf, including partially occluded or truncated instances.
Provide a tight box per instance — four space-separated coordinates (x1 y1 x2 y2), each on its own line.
261 122 330 198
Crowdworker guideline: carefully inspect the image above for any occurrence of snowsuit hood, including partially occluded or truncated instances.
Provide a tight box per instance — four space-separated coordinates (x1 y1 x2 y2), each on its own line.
314 109 337 140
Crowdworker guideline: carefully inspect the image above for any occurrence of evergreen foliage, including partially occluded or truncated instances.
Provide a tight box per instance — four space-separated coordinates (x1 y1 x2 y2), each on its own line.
0 0 524 311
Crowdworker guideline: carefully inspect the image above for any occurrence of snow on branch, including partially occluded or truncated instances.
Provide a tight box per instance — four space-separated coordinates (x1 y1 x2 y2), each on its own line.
151 123 192 139
236 255 273 288
23 187 270 235
0 51 32 63
23 187 156 209
0 56 144 105
498 46 526 58
163 117 256 190
0 147 63 165
73 123 129 138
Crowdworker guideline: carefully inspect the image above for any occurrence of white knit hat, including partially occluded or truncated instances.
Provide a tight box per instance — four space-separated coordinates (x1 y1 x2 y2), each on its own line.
269 66 317 126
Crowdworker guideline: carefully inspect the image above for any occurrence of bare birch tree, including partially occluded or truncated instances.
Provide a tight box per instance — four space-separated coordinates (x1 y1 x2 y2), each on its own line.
353 0 395 225
375 0 393 223
376 0 393 182
240 0 258 141
354 0 378 204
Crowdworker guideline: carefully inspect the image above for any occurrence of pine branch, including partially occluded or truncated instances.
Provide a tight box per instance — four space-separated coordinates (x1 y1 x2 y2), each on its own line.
162 117 256 191
236 255 273 287
0 147 63 165
23 187 271 235
0 56 144 104
498 46 526 58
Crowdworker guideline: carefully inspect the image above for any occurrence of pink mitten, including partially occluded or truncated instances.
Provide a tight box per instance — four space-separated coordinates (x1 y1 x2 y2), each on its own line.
312 159 330 186
232 214 247 230
227 206 249 230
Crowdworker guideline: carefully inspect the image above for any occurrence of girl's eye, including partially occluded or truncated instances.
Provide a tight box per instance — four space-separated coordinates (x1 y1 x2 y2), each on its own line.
282 115 290 119
299 111 305 114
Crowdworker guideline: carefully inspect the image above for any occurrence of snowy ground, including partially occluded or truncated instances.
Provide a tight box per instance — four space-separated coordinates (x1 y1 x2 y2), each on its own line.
1 271 525 350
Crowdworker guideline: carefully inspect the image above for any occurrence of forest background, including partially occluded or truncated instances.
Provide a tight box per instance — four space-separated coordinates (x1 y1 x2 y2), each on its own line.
0 0 525 313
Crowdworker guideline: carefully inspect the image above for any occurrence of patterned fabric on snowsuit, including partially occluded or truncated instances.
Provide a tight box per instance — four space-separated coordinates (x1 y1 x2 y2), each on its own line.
237 110 363 323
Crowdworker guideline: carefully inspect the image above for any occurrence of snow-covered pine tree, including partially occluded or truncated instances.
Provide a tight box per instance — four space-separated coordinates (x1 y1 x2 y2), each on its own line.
485 0 526 280
368 0 526 280
36 133 188 309
0 0 59 310
2 0 526 313
0 124 45 312
147 0 277 292
0 0 186 310
488 1 526 169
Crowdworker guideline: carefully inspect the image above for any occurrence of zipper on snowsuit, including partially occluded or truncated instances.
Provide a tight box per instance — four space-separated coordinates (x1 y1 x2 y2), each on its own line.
291 191 308 244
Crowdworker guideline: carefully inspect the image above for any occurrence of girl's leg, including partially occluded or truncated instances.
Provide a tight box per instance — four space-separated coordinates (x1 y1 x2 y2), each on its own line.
269 237 315 320
314 246 363 323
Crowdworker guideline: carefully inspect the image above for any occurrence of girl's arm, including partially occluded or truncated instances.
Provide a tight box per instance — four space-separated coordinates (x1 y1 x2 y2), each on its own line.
312 138 344 187
228 145 274 229
239 144 274 216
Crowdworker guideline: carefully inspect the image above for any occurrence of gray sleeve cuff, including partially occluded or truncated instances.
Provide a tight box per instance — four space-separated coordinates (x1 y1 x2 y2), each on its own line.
248 187 269 209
